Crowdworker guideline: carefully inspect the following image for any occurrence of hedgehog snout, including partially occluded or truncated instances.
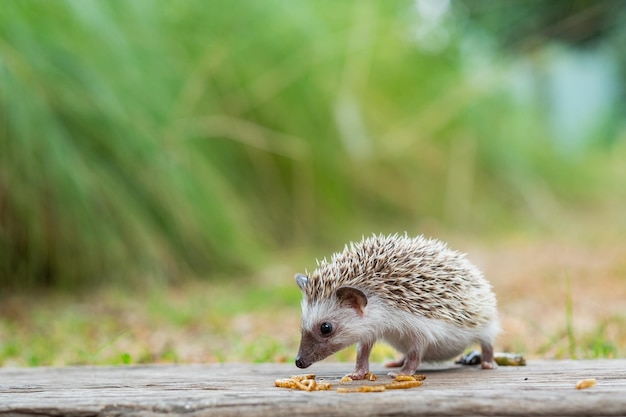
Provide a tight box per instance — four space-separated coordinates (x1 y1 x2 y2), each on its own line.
295 356 310 369
295 335 315 368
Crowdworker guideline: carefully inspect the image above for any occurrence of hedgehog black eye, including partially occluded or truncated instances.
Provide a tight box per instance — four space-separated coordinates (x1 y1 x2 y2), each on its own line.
320 322 333 336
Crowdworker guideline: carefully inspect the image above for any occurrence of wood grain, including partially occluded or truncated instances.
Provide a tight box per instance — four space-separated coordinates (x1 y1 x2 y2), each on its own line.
1 360 625 416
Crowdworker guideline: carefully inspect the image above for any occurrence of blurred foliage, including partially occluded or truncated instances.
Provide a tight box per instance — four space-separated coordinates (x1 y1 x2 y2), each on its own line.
1 0 625 289
465 0 624 49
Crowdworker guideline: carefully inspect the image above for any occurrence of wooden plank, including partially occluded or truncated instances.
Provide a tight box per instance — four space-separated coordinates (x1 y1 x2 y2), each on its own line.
0 360 625 416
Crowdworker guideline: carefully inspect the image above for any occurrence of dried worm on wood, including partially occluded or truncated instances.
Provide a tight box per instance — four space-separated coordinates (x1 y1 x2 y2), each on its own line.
575 379 597 390
291 374 316 381
340 375 353 384
274 379 297 389
274 375 332 391
385 380 424 389
366 372 378 381
336 385 386 393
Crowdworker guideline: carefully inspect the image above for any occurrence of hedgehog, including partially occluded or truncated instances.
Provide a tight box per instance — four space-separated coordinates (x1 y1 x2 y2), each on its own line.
294 233 499 379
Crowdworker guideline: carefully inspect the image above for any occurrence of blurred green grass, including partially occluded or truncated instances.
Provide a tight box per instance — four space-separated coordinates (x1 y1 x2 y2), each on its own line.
0 279 301 366
2 1 625 289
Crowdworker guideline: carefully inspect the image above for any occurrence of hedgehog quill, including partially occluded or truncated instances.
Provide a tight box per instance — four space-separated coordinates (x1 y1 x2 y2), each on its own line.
294 234 500 379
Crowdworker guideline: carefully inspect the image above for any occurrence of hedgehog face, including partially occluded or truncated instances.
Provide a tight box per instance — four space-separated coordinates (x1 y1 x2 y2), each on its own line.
294 274 369 369
295 315 346 368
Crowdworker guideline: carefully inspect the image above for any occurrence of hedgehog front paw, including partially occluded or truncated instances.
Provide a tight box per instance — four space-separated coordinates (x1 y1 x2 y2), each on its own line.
347 369 369 380
481 360 497 370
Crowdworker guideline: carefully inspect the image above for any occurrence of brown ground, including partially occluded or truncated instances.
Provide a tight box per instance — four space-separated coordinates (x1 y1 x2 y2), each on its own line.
468 238 626 359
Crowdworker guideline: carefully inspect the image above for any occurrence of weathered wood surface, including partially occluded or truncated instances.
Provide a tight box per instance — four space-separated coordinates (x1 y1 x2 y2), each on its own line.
1 360 625 417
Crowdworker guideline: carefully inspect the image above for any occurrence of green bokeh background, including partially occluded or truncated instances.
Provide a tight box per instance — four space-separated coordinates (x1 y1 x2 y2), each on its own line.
2 0 625 289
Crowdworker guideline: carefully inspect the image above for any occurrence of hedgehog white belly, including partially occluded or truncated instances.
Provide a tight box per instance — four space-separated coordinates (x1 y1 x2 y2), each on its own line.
380 308 499 362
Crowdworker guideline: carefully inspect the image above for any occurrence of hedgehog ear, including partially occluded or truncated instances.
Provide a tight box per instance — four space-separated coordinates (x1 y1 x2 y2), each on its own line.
336 286 367 316
295 274 308 290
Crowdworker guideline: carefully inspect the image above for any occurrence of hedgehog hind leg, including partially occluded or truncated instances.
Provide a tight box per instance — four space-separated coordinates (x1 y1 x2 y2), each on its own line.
388 350 421 377
479 341 497 370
